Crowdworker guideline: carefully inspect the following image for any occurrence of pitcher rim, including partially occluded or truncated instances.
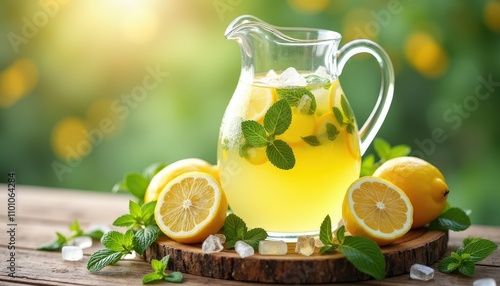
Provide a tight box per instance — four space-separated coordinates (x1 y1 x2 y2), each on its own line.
225 15 341 44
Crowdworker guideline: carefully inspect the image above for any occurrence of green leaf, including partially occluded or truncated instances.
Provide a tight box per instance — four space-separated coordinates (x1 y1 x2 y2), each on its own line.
150 259 165 273
243 228 268 250
133 225 161 255
319 215 333 246
360 154 376 177
346 123 355 134
164 272 183 283
69 219 82 234
125 173 149 200
428 207 471 231
84 229 105 240
340 95 353 120
458 260 476 277
388 144 411 158
143 162 167 181
338 236 385 280
36 239 64 251
263 99 292 135
462 238 498 263
142 273 164 284
325 123 339 141
101 231 127 252
123 229 135 249
302 135 321 146
56 232 68 244
87 249 124 272
129 200 142 218
224 214 247 249
336 225 346 244
463 237 481 247
304 74 331 87
241 120 267 147
266 140 295 170
374 138 391 161
113 214 137 227
438 256 460 273
320 245 337 254
141 201 158 225
160 255 170 265
333 107 344 126
276 87 317 114
112 181 128 194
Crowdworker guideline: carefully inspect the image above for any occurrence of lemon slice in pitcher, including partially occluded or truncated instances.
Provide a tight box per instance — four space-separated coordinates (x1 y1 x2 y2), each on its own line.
246 86 277 122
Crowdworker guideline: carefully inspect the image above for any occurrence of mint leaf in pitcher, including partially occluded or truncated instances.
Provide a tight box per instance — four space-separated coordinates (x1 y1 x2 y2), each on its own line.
276 87 317 114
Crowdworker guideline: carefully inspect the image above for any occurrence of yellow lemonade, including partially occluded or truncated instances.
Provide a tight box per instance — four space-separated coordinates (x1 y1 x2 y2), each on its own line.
218 74 361 236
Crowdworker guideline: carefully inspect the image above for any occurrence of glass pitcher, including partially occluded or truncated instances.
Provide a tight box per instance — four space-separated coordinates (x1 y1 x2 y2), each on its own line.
217 15 394 239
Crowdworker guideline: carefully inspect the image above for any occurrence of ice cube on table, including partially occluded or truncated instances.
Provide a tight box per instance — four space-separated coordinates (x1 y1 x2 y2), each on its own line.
409 264 434 281
473 278 497 286
258 240 287 255
202 235 224 254
68 236 93 249
295 235 315 256
214 233 226 244
123 251 136 260
279 67 307 87
235 241 254 258
61 246 83 261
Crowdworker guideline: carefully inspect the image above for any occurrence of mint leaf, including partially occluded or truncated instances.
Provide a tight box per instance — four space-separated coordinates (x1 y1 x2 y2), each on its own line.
336 225 346 244
142 273 164 284
224 214 267 250
374 138 391 161
164 272 183 283
340 95 353 120
143 162 167 181
129 200 142 218
266 140 295 170
125 173 149 200
151 259 165 273
438 256 459 273
388 144 411 158
84 229 105 240
101 231 128 252
463 237 481 247
133 225 161 255
263 99 292 135
304 74 331 88
326 122 339 141
462 238 498 262
458 260 476 277
302 135 321 146
243 228 268 250
338 236 385 280
36 239 64 251
224 214 247 249
69 220 82 234
37 221 103 251
428 207 471 231
276 87 316 114
87 249 124 272
360 154 376 177
319 215 333 246
113 214 137 227
241 120 267 147
333 107 344 127
160 255 170 265
140 201 157 225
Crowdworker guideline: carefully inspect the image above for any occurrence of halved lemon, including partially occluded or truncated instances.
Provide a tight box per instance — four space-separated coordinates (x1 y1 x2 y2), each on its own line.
154 171 228 244
144 158 218 203
246 86 277 122
342 176 413 246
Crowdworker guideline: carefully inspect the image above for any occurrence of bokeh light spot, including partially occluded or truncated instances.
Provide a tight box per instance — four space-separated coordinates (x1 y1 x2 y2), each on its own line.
51 117 90 161
86 98 122 139
405 32 448 78
0 59 38 108
484 1 500 33
288 0 330 14
343 8 377 42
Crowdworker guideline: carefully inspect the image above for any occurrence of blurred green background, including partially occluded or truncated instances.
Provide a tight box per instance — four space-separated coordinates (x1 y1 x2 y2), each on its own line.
1 0 499 225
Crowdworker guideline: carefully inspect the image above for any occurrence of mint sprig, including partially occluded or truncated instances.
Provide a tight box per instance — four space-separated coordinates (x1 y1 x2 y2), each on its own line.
438 237 498 276
223 214 267 250
88 200 161 272
142 255 183 284
319 215 385 280
36 219 104 251
333 95 355 134
241 99 295 170
360 138 411 176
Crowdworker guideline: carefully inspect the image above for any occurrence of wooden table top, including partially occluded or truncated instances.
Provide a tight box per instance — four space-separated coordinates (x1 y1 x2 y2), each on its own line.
1 184 499 285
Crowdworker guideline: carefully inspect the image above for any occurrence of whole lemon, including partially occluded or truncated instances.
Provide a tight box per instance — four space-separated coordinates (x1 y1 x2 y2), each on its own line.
373 156 449 228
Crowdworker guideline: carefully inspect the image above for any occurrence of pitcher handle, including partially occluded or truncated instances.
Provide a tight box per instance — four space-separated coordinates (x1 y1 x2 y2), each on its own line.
335 39 395 155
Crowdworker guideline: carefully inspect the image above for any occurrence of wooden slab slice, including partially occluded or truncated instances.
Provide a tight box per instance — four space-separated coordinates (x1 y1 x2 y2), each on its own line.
144 229 448 284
